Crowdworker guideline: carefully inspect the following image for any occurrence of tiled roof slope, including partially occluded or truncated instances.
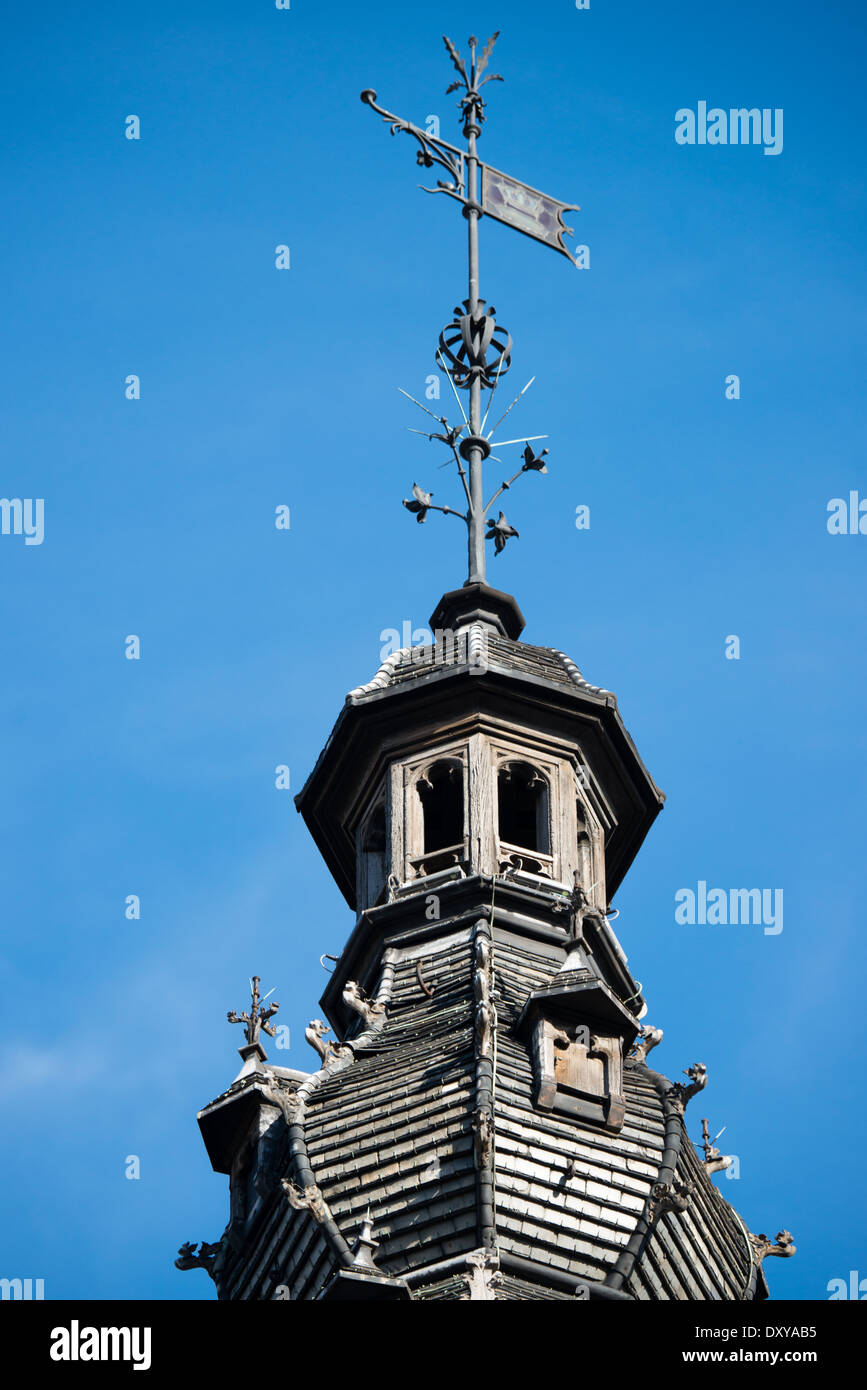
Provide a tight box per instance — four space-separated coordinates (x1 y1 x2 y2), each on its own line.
348 626 611 701
305 938 480 1278
627 1130 754 1300
491 935 664 1286
222 922 756 1300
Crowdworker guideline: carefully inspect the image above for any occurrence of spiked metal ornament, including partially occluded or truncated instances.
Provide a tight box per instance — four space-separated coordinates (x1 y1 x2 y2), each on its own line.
362 30 579 584
227 975 279 1048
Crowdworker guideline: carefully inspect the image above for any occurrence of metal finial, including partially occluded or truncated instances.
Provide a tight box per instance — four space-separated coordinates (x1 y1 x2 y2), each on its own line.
699 1116 733 1175
443 31 503 136
351 1208 381 1272
227 975 279 1047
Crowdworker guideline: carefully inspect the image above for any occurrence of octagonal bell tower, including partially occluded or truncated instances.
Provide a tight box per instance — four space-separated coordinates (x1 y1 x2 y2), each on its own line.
185 31 794 1302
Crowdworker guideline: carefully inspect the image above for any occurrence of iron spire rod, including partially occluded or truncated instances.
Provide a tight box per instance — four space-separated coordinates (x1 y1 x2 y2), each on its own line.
463 37 486 584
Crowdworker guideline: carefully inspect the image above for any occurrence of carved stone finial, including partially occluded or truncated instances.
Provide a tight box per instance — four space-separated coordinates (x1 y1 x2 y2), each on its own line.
631 1024 663 1064
648 1180 694 1225
227 975 279 1048
750 1230 796 1264
342 980 386 1026
175 1240 221 1276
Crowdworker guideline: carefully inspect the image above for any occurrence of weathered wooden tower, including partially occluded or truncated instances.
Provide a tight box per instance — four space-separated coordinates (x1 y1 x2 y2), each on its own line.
180 33 793 1301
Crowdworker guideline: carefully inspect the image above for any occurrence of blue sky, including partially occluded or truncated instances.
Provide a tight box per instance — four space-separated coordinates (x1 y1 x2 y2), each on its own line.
1 0 865 1300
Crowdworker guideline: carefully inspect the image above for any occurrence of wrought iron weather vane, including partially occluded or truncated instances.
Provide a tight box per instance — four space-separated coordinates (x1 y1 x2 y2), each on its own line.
362 31 580 585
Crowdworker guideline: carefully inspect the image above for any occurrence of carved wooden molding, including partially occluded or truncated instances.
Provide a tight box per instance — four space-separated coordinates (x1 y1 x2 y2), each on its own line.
472 924 496 1173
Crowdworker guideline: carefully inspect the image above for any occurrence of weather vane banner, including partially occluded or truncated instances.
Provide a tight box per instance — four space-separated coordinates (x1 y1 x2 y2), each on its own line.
481 164 580 263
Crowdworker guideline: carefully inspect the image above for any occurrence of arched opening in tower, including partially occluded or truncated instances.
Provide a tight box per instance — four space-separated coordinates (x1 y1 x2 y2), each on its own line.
418 761 464 854
498 761 549 854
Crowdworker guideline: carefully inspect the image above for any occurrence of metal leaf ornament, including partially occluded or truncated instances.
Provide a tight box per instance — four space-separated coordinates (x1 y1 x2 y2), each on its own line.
485 511 520 554
521 443 548 473
403 482 433 523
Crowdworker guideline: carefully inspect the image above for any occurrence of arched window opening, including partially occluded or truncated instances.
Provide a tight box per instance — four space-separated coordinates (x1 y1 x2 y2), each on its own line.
498 762 549 854
418 761 463 853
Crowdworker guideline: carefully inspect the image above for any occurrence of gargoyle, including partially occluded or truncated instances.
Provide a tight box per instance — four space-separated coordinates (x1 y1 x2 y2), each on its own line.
631 1025 663 1064
342 979 385 1026
648 1180 694 1224
264 1083 300 1127
750 1230 796 1263
281 1179 329 1225
175 1240 221 1275
703 1147 732 1176
668 1062 708 1113
305 1018 346 1064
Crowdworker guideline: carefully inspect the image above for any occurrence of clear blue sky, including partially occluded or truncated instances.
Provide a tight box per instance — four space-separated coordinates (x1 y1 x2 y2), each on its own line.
1 0 864 1301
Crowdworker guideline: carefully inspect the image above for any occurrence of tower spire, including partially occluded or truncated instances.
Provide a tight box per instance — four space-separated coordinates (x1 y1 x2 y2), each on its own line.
362 30 580 591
